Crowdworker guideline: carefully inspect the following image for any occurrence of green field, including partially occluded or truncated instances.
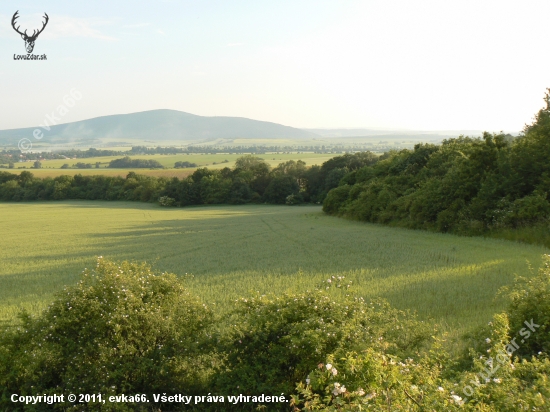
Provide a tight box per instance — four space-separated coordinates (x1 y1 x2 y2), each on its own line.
4 152 336 178
0 201 546 338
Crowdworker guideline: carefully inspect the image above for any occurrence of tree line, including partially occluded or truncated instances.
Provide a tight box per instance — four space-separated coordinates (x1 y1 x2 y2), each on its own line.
0 152 378 205
323 89 550 245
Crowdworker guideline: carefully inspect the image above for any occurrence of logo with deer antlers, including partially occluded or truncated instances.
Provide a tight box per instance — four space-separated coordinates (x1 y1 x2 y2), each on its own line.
11 11 49 54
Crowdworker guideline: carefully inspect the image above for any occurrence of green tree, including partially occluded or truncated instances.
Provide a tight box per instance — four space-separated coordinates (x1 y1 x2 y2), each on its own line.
263 175 299 204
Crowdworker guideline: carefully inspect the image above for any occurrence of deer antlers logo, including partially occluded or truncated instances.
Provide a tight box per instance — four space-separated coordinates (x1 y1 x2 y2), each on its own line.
11 11 49 54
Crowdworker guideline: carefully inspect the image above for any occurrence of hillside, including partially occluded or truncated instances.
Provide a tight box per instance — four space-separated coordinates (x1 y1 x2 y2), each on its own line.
0 109 319 146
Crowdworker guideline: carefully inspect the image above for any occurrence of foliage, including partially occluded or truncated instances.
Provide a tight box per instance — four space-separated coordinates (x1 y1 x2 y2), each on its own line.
2 257 550 411
498 254 550 357
215 286 431 397
292 344 460 411
0 152 380 207
0 259 212 411
174 161 198 168
108 156 164 169
323 89 550 247
158 196 176 206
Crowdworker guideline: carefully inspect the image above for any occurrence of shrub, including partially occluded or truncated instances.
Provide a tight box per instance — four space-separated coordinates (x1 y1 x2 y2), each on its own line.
286 193 304 205
158 196 176 207
499 254 550 357
322 185 351 215
0 259 212 411
215 282 431 398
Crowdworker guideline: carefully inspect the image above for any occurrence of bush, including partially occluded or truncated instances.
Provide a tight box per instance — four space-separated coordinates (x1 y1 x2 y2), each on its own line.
215 283 431 398
322 185 351 215
285 193 304 205
109 156 163 169
0 259 213 411
499 254 550 357
158 196 176 206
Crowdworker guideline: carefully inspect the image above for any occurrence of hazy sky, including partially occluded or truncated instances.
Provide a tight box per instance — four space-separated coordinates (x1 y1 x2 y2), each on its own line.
1 0 549 132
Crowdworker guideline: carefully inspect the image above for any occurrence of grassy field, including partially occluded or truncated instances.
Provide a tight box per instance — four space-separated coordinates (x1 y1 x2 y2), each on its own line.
0 201 546 339
1 168 196 179
3 152 336 178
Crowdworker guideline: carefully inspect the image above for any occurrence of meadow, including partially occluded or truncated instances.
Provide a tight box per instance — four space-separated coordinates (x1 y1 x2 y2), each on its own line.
0 201 546 340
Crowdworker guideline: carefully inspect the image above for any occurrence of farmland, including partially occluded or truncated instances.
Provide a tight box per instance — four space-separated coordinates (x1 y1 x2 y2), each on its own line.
1 152 337 178
0 201 545 339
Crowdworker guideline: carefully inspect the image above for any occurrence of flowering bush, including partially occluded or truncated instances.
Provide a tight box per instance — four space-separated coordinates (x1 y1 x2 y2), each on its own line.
0 259 213 411
292 345 464 411
2 257 550 411
214 285 431 398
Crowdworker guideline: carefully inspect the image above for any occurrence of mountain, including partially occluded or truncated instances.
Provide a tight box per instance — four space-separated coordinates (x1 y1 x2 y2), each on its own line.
0 109 320 147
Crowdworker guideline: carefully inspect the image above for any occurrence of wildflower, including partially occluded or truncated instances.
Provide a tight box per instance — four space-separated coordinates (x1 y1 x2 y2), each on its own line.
493 378 501 383
438 387 444 392
332 368 338 376
485 338 491 344
356 388 365 396
306 376 310 385
326 363 332 371
365 393 376 400
332 383 346 396
327 279 332 283
451 395 464 405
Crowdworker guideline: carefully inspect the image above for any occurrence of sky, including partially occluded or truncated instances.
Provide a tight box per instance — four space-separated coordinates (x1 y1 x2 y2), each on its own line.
0 0 549 132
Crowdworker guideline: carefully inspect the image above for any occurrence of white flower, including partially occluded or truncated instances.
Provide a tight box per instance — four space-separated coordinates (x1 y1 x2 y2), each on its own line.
326 363 333 371
306 378 310 385
365 393 376 401
332 383 345 395
356 388 365 396
332 368 338 376
451 395 464 405
493 378 501 383
485 338 491 344
327 279 332 283
438 386 445 392
410 385 418 391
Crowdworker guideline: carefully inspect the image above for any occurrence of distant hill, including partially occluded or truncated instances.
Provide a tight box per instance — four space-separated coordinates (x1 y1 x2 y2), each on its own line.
0 110 320 147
